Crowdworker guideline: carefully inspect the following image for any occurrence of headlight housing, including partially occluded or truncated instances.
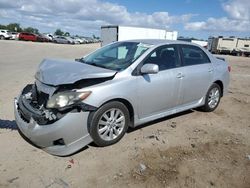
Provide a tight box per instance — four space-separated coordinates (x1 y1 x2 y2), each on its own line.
46 91 91 109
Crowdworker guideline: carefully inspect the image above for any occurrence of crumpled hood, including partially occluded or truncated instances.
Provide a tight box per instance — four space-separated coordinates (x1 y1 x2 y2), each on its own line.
35 59 117 86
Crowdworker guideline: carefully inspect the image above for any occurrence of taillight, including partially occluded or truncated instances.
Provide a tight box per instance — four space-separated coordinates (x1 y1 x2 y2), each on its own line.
228 66 231 72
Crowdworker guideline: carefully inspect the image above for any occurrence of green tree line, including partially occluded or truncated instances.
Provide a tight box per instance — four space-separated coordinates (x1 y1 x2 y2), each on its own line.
0 23 71 36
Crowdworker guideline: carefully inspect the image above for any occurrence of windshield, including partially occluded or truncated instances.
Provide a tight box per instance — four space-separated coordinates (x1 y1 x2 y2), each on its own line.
82 42 151 71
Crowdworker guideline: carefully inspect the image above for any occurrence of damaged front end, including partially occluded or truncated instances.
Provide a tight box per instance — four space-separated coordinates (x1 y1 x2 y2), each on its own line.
14 58 118 156
14 81 99 156
17 82 97 126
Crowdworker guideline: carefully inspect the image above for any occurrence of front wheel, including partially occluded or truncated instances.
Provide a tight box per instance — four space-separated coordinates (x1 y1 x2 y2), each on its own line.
200 83 221 112
89 101 130 146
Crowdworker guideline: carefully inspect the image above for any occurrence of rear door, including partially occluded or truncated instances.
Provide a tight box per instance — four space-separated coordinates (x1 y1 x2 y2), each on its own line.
178 44 213 105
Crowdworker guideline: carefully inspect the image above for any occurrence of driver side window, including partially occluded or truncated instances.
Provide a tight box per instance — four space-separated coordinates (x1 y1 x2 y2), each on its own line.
144 45 179 71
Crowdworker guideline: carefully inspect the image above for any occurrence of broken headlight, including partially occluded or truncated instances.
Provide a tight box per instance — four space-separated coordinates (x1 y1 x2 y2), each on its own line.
46 91 91 109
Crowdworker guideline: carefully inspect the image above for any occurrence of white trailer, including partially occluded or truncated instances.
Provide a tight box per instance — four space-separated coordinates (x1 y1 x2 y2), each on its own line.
208 36 250 56
101 25 178 46
178 38 208 48
236 39 250 56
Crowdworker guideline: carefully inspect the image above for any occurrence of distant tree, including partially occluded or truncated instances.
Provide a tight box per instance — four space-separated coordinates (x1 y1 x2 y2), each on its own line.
190 37 198 40
0 24 6 29
92 34 96 39
178 36 185 39
6 23 22 32
64 32 70 36
54 29 64 36
23 27 39 34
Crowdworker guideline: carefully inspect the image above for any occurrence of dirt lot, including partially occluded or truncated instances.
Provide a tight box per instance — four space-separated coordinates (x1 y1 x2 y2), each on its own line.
0 40 249 188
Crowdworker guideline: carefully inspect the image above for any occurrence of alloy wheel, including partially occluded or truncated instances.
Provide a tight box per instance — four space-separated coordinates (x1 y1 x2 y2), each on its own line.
208 87 220 109
97 108 125 141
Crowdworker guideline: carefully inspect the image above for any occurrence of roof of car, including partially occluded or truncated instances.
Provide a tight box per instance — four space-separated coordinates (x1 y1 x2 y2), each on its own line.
123 39 194 46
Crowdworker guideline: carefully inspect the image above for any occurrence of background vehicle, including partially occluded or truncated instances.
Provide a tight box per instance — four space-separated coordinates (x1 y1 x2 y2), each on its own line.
44 33 54 41
14 40 230 156
178 37 208 48
79 37 88 43
37 34 50 42
208 36 250 56
65 36 75 44
9 32 18 40
82 37 94 43
71 37 85 44
101 25 178 46
53 36 72 44
18 32 38 42
0 29 11 40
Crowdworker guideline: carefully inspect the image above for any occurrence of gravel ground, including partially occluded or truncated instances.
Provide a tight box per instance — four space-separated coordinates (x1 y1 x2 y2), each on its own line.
0 40 249 188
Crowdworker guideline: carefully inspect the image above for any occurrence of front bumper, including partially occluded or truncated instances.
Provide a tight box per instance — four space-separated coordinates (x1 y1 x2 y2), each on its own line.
14 97 93 156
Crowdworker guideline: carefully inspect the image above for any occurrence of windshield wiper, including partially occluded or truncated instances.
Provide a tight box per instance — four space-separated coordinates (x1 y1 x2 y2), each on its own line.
89 63 108 69
75 58 109 69
75 58 85 63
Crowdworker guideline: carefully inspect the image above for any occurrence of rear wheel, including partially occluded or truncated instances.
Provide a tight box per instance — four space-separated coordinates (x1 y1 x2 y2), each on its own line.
0 35 4 40
200 83 221 112
89 101 129 146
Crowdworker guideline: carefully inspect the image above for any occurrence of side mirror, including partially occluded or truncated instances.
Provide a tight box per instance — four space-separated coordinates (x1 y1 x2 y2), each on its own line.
141 64 159 74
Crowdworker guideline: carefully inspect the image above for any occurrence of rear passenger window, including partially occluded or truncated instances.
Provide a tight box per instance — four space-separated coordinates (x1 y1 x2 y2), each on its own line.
181 45 210 66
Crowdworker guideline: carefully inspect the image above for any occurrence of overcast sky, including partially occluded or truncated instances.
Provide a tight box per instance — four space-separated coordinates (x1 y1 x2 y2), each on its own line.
0 0 249 39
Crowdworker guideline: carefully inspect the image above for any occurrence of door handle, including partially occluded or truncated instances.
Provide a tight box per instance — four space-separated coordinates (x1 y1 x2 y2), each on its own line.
208 68 214 73
176 73 184 78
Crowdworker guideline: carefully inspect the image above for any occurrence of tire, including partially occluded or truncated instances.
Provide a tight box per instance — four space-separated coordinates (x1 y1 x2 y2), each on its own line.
88 101 130 146
200 83 221 112
0 35 4 40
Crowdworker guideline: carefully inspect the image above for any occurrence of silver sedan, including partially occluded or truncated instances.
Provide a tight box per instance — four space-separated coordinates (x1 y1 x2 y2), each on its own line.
14 40 230 156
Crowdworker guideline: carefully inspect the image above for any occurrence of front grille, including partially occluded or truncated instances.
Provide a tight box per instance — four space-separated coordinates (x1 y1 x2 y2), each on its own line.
37 91 49 106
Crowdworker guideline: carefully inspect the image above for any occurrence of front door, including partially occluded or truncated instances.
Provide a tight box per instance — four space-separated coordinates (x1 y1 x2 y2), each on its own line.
136 45 182 119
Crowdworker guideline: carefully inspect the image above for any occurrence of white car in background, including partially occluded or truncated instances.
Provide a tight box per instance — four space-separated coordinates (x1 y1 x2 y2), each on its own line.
72 37 85 44
9 32 19 40
0 30 11 40
45 34 54 41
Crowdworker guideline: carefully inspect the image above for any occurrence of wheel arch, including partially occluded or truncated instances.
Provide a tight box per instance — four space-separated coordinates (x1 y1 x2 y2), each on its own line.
214 80 224 96
88 98 135 130
101 98 135 127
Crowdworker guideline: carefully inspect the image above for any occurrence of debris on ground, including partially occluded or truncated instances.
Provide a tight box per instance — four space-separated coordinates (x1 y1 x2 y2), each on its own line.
69 159 74 164
113 172 123 180
193 129 201 133
65 158 77 170
54 178 69 188
145 135 159 141
7 177 19 184
210 181 215 186
65 165 72 170
139 163 147 174
170 122 177 128
247 155 250 160
146 135 155 139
